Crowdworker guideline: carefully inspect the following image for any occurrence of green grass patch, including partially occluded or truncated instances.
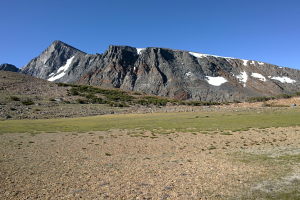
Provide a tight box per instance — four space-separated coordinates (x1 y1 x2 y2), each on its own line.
0 108 300 134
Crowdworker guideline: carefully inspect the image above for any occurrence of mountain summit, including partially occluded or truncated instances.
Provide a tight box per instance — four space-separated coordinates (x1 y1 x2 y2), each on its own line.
0 63 19 72
21 41 85 79
15 41 300 102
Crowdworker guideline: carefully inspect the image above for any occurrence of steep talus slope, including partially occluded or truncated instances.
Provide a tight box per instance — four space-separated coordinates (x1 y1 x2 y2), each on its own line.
19 40 300 102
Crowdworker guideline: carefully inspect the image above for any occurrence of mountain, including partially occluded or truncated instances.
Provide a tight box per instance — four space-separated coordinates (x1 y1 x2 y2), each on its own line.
0 64 19 72
20 40 300 102
21 40 86 80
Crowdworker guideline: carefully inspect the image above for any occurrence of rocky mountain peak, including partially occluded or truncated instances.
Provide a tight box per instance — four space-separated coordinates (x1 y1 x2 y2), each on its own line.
21 41 85 79
49 40 84 53
0 63 19 72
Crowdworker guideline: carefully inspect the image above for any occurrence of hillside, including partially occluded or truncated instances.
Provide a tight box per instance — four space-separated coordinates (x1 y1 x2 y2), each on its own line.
0 71 131 119
0 71 221 120
2 71 300 120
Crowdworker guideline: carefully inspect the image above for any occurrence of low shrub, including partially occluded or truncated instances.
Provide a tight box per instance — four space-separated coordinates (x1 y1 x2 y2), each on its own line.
185 101 220 106
247 91 300 103
10 96 20 101
294 92 300 96
69 88 79 96
76 99 88 104
139 96 169 106
247 96 275 103
69 84 135 102
262 103 289 107
21 99 34 105
84 93 97 99
106 93 134 102
133 92 142 95
56 83 71 87
90 97 106 104
277 94 292 99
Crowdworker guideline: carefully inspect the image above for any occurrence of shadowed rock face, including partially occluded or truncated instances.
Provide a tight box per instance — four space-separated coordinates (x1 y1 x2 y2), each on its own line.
0 64 19 72
20 40 300 102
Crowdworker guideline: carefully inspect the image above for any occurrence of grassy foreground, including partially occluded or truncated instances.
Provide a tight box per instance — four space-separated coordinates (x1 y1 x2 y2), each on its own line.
1 108 300 134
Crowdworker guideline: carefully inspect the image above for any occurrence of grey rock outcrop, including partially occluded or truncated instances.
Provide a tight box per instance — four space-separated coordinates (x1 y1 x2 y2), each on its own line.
0 64 19 72
20 41 300 102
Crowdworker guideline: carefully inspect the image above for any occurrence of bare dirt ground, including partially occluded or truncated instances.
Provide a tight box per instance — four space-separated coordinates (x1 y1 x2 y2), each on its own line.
1 71 300 199
1 127 300 199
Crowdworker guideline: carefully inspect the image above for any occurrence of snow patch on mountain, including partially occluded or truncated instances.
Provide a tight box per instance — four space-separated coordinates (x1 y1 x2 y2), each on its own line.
185 71 193 77
270 76 296 84
189 52 235 60
57 56 74 73
205 76 227 86
251 73 266 82
236 71 248 87
48 56 74 81
189 52 207 58
136 48 145 55
242 60 248 66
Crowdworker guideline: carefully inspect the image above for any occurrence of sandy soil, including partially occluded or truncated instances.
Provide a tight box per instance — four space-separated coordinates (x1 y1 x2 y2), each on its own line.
1 127 300 199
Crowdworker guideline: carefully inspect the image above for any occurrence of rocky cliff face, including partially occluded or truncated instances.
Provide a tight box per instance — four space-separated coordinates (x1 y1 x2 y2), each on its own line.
0 64 19 72
20 40 300 102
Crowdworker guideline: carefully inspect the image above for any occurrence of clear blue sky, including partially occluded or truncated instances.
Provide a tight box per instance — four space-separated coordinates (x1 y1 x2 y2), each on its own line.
1 0 300 69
